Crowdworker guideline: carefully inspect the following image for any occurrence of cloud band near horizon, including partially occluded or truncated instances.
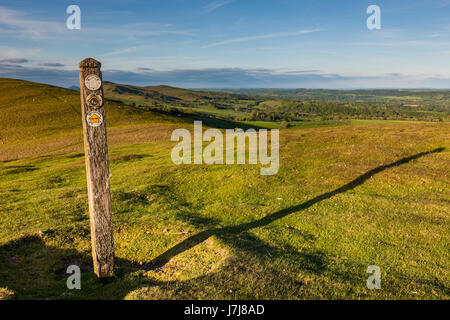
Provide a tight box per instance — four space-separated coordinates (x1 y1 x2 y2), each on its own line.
1 62 450 89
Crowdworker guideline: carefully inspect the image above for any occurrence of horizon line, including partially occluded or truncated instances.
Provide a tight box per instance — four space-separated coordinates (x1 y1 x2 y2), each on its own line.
2 77 450 91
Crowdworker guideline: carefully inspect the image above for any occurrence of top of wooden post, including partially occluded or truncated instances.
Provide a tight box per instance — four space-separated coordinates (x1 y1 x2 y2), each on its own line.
79 58 101 69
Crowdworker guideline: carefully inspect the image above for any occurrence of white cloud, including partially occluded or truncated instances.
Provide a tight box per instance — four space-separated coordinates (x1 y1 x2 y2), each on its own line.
3 63 450 88
0 6 65 39
438 0 450 7
203 29 320 48
0 6 197 40
0 46 41 60
354 40 450 47
92 22 198 37
99 46 153 57
201 0 233 13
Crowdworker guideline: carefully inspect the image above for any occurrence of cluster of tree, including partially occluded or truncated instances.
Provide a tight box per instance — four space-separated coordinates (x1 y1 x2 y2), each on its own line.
113 87 449 123
227 100 448 122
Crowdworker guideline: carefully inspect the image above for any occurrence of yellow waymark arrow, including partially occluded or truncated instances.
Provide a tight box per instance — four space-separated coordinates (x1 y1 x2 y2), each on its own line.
90 114 100 123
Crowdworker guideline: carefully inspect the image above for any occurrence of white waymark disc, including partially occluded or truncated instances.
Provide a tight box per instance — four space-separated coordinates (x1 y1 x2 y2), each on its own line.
86 111 103 127
85 74 102 91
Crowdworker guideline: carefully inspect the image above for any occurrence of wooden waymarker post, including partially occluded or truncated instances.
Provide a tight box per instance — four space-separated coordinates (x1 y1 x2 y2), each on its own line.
79 58 114 279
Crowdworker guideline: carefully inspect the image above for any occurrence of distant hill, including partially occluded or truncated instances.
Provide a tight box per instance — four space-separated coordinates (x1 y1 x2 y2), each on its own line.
102 81 247 106
213 88 450 108
103 82 449 122
68 85 79 91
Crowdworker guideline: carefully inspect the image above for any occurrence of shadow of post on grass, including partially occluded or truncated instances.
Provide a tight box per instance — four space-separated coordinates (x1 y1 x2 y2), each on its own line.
0 147 445 299
146 147 445 269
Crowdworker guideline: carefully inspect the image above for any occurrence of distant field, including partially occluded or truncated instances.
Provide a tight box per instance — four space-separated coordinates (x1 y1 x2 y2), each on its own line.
207 88 450 122
213 88 450 107
240 119 427 129
0 78 448 300
102 81 450 123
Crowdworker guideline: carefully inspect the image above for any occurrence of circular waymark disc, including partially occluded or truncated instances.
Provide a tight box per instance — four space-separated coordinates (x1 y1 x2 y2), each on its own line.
85 74 102 91
87 93 103 109
86 111 103 127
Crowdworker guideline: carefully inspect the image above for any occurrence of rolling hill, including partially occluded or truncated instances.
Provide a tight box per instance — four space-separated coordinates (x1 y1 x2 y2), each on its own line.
0 78 272 160
0 78 190 160
102 82 450 123
0 78 448 300
102 81 247 106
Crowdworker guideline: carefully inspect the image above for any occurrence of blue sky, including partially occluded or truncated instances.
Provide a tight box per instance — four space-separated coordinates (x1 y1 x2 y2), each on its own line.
1 0 450 88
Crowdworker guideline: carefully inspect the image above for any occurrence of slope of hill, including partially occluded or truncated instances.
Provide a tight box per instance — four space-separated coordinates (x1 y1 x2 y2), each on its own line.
0 78 187 160
0 120 448 299
103 81 246 106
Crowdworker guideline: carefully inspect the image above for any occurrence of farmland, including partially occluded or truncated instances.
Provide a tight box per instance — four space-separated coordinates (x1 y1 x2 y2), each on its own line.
102 82 450 124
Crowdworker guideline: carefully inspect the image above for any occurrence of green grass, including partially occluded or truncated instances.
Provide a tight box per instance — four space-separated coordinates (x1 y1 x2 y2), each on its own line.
0 119 448 299
0 78 192 161
237 119 422 130
0 78 448 299
240 120 350 129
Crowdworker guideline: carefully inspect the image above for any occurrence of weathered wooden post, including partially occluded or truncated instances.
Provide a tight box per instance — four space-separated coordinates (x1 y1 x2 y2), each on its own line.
79 58 114 279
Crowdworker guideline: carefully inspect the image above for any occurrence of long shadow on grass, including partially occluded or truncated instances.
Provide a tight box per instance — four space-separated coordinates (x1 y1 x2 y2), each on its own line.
0 235 143 299
0 234 324 299
0 148 444 299
146 147 445 270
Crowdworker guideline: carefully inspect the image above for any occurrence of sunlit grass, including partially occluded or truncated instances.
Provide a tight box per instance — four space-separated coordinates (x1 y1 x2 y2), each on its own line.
0 121 448 299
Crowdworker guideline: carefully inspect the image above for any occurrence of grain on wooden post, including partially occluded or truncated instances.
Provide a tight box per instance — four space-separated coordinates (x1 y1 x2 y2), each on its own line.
79 58 114 279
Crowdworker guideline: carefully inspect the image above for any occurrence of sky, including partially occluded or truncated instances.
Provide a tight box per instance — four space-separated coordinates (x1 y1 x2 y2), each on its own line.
0 0 450 88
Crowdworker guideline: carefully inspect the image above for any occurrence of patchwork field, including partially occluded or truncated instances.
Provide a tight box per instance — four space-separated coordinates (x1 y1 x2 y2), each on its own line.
0 79 448 299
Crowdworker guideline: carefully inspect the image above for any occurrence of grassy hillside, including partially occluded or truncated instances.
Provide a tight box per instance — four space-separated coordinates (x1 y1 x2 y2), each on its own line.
0 78 189 161
102 81 257 123
0 78 355 160
0 122 448 300
0 78 448 300
103 81 248 108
